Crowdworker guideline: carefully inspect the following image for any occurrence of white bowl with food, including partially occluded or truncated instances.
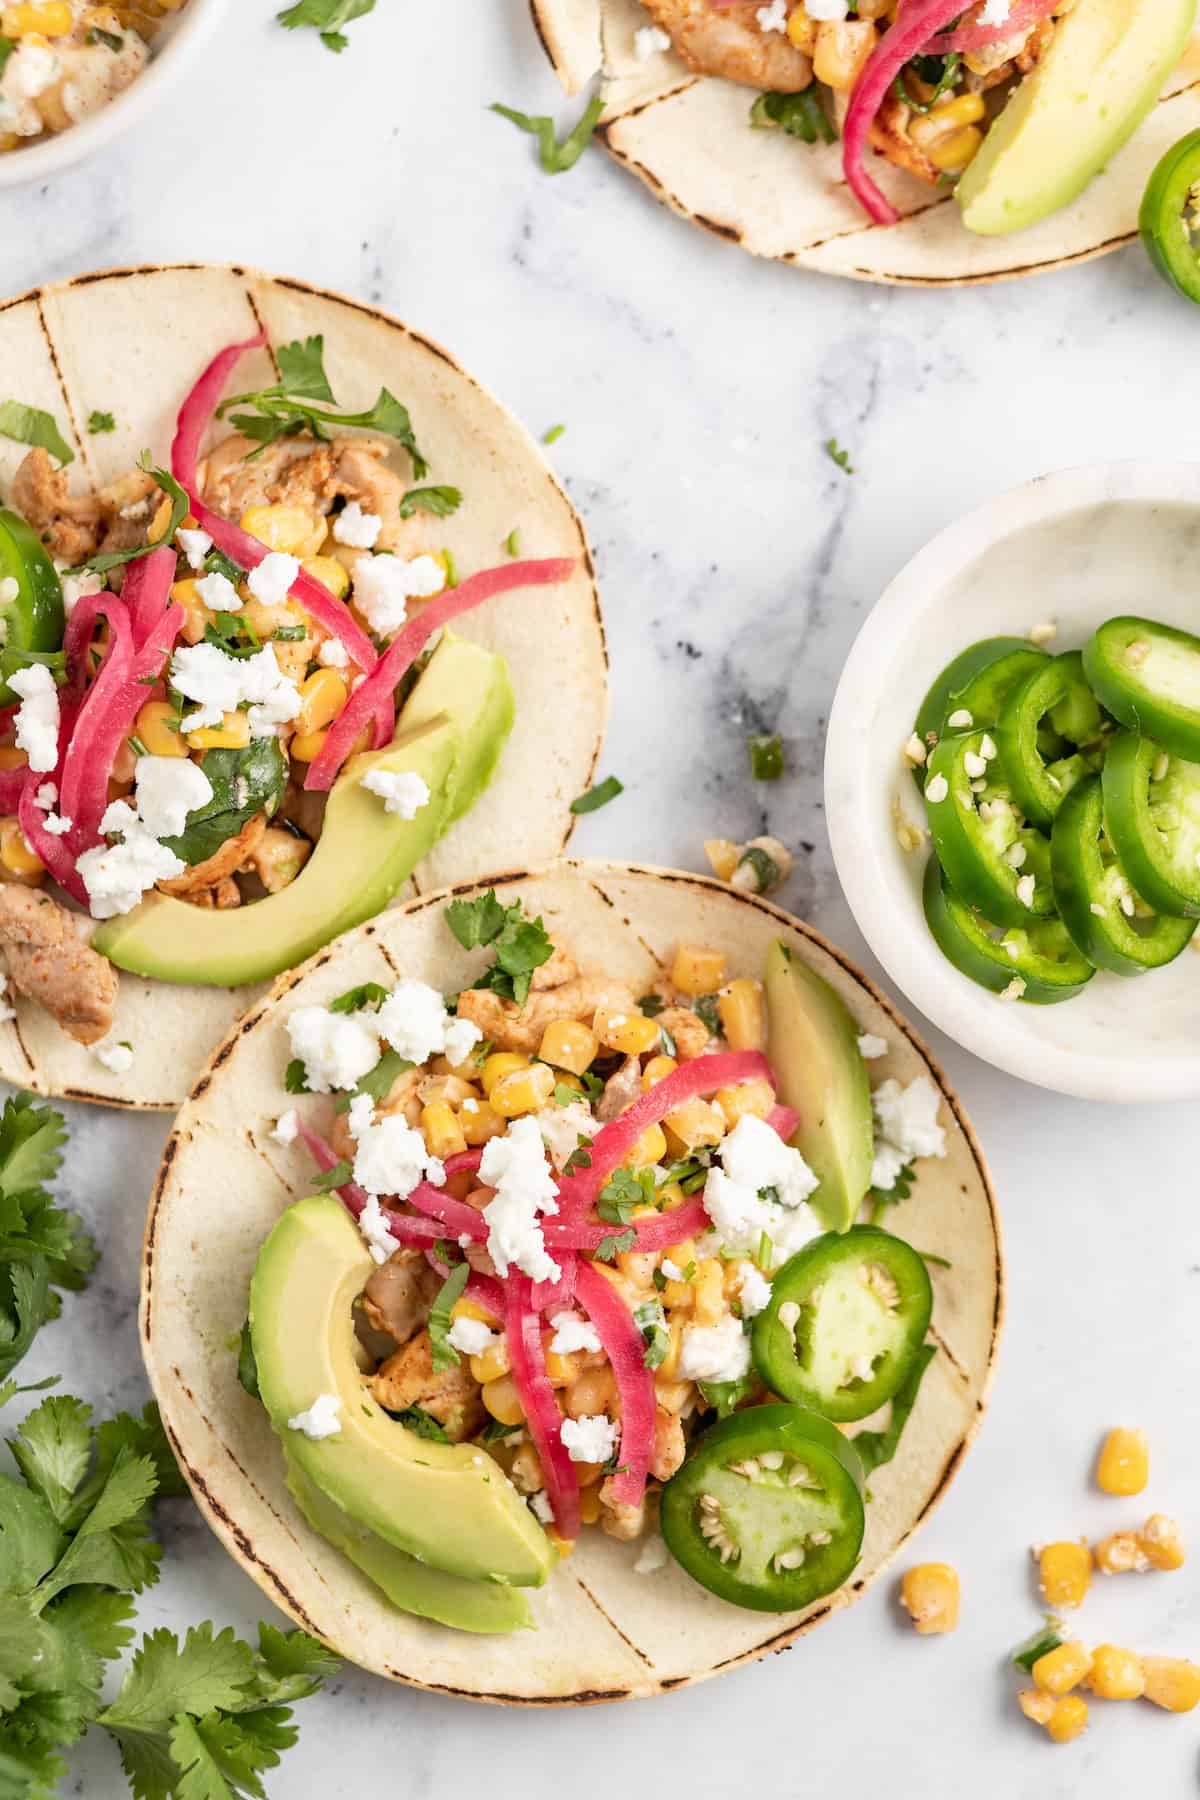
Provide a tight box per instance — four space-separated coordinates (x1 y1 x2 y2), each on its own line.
0 0 227 187
825 462 1200 1103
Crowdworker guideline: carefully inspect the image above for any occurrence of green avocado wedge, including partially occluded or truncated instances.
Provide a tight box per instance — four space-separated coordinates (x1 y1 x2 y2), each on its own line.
284 1458 533 1634
957 0 1197 237
764 940 873 1233
93 633 514 987
252 1197 555 1589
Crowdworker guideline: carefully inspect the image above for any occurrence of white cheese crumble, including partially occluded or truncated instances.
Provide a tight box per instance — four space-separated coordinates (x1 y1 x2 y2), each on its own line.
41 813 72 837
94 1041 133 1074
531 1489 555 1524
375 978 482 1068
661 1258 684 1282
701 1114 822 1267
548 1310 602 1356
535 1101 597 1171
77 802 186 920
358 1193 402 1265
318 635 350 668
633 23 670 56
360 768 431 820
635 1535 668 1574
560 1413 619 1464
285 1004 380 1094
333 501 382 550
176 527 213 571
169 641 301 737
9 665 60 773
195 570 240 613
734 1262 772 1320
857 1033 888 1060
447 1315 499 1358
59 569 103 616
678 1317 751 1384
869 1075 946 1190
133 755 213 838
978 0 1011 23
271 1109 299 1145
347 1089 444 1198
805 0 849 19
352 552 444 637
756 0 787 28
287 1393 342 1440
479 1115 561 1284
247 551 300 609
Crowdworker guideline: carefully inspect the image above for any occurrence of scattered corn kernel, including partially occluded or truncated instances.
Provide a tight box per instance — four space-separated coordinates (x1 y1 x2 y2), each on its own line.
714 1077 774 1131
288 728 328 763
538 1017 598 1075
641 1054 677 1090
717 977 766 1052
459 1098 505 1147
900 1563 960 1635
1139 1514 1185 1571
240 503 325 559
1045 1695 1089 1744
1094 1530 1149 1575
664 1096 725 1152
295 668 348 736
692 1259 726 1328
622 1123 667 1169
1087 1644 1145 1701
704 837 740 883
170 577 212 644
420 1101 467 1161
812 17 875 90
491 1061 556 1118
0 819 44 883
186 710 251 751
301 555 351 599
2 3 73 35
908 88 985 148
480 1374 524 1425
1037 1540 1092 1610
1017 1689 1055 1727
1032 1640 1092 1696
1141 1656 1200 1713
1096 1427 1148 1496
134 699 186 758
670 944 727 996
480 1051 531 1096
593 1005 661 1056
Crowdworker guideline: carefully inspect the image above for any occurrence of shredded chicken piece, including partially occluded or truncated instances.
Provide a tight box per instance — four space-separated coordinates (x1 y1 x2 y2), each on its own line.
655 1005 712 1061
650 1409 687 1483
597 1055 643 1123
361 1248 440 1349
869 93 940 186
0 887 117 1045
157 814 267 900
455 976 638 1056
185 876 242 910
8 452 156 566
248 826 311 895
530 938 578 992
641 0 813 89
199 434 425 555
598 1476 648 1540
368 1328 485 1440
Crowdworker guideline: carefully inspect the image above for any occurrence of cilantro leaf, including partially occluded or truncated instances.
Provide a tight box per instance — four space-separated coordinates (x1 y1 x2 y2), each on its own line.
597 1167 653 1226
491 96 605 174
392 1406 450 1443
0 402 73 467
328 982 388 1015
311 1160 353 1195
332 1047 414 1114
851 1342 936 1475
0 1095 95 1381
634 1301 669 1370
749 88 836 145
570 775 623 815
283 1060 310 1095
428 1264 469 1373
446 891 554 1009
276 0 374 51
697 1376 755 1418
397 485 462 520
445 890 510 950
219 341 427 477
87 410 116 435
594 1228 636 1264
73 463 189 577
275 335 334 402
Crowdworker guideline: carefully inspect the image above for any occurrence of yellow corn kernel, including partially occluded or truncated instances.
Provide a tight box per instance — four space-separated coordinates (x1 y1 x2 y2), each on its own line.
239 503 325 559
480 1373 524 1425
670 944 727 996
0 819 44 883
622 1123 667 1169
0 747 27 771
565 1366 614 1419
654 1373 692 1414
491 1061 556 1118
717 978 766 1053
538 1018 598 1075
547 1531 573 1558
812 18 875 90
240 598 306 642
544 1350 577 1387
593 1005 661 1057
552 1072 584 1097
1 3 73 34
579 1484 602 1526
450 1296 495 1326
785 7 816 49
1094 1530 1148 1575
1045 1696 1088 1745
656 1318 685 1382
664 1096 725 1152
908 89 986 147
1141 1656 1200 1713
641 1054 677 1090
1087 1644 1145 1701
704 837 740 882
714 1077 775 1131
294 669 348 737
134 699 186 758
288 729 328 763
470 1342 512 1385
927 126 983 174
692 1259 726 1328
899 1563 960 1635
420 1101 467 1161
1037 1540 1092 1610
417 1073 479 1109
170 578 212 645
1018 1688 1055 1728
1097 1428 1149 1496
480 1051 530 1097
186 710 251 751
301 555 350 599
147 494 174 544
1139 1514 1185 1572
459 1098 505 1147
1032 1640 1092 1696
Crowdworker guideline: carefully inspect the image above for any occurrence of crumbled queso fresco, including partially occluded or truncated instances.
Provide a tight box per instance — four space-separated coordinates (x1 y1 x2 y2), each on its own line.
286 1393 343 1440
347 1090 445 1201
870 1075 947 1191
700 1113 823 1267
479 1115 561 1285
560 1413 620 1465
9 664 61 773
360 768 431 819
76 755 216 921
351 552 445 637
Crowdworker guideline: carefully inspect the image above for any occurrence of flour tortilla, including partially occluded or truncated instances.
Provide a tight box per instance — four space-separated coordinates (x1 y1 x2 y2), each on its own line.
0 266 606 1108
142 860 1002 1703
532 0 1200 284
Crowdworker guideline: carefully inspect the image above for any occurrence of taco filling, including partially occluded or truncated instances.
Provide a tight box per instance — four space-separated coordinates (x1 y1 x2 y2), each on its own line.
247 893 951 1630
0 1 182 150
0 332 573 1050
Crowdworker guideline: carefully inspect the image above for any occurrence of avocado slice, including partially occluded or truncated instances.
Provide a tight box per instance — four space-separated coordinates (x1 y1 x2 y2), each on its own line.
284 1457 533 1633
92 633 514 988
251 1196 555 1589
763 940 874 1233
957 0 1197 236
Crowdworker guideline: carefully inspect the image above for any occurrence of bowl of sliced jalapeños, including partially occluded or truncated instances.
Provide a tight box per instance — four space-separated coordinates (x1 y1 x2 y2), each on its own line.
826 462 1200 1102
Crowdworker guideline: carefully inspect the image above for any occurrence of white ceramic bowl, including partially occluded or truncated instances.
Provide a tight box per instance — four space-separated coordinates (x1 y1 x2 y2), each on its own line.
0 0 227 188
825 462 1200 1103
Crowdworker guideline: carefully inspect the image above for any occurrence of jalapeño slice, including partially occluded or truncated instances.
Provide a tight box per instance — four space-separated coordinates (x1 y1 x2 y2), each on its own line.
1050 776 1197 975
0 508 66 707
924 729 1054 928
1102 731 1200 917
922 855 1094 1004
660 1406 864 1613
911 637 1048 789
1140 128 1200 305
753 1228 932 1423
994 651 1105 830
1082 617 1200 762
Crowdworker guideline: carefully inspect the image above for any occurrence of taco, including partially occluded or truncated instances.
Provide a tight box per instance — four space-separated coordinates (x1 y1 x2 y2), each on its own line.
142 861 1001 1702
0 266 605 1107
532 0 1200 283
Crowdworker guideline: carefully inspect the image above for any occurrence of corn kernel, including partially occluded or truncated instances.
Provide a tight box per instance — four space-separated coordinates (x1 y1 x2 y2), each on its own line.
480 1373 523 1423
656 1318 686 1382
714 1077 775 1131
240 599 305 642
240 503 325 559
704 837 740 882
295 668 348 736
1096 1428 1148 1496
1087 1645 1145 1701
134 699 186 758
288 729 328 763
565 1367 614 1418
470 1342 512 1386
1139 1514 1185 1572
420 1101 467 1161
1045 1696 1088 1744
0 747 27 771
1094 1530 1149 1575
186 710 251 751
908 89 986 148
1141 1656 1200 1713
491 1061 556 1118
460 1098 505 1147
451 1296 495 1326
622 1123 667 1169
812 17 875 90
1033 1640 1092 1696
147 494 174 544
2 3 73 35
417 1073 478 1109
785 6 815 48
0 819 43 883
480 1051 530 1097
547 1531 573 1558
593 1006 661 1057
544 1349 577 1387
538 1018 598 1075
302 555 350 599
1018 1688 1056 1727
692 1259 726 1328
717 977 766 1052
927 125 983 174
579 1484 602 1525
641 1054 677 1090
664 1096 725 1152
670 944 727 996
1037 1540 1092 1610
170 578 212 644
899 1563 960 1635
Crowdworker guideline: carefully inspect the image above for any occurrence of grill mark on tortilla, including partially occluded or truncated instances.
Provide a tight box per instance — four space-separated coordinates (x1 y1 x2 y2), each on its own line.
567 1570 656 1669
35 290 93 486
2 1009 36 1082
586 876 662 968
927 1321 971 1388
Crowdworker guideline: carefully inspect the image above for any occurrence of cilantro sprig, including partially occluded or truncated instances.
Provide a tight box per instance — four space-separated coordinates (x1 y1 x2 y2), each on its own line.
428 1263 470 1373
397 485 462 520
218 335 429 475
0 401 73 467
276 0 375 52
445 891 554 1009
0 1094 95 1382
71 461 189 577
851 1342 936 1475
490 95 605 175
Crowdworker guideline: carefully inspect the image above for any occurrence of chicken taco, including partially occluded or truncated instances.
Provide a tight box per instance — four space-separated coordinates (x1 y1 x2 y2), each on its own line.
142 862 1001 1701
0 266 605 1106
532 0 1200 283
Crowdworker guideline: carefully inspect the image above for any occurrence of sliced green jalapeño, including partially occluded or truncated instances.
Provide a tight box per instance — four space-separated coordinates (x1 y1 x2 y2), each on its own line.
995 651 1104 830
911 637 1047 788
922 856 1094 1004
1051 776 1197 975
1140 129 1200 305
660 1407 864 1613
1082 617 1200 762
752 1228 932 1423
0 508 66 707
1102 731 1200 917
923 729 1054 928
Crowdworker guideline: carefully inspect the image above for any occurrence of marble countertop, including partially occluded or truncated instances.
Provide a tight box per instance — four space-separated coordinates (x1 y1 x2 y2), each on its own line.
6 2 1200 1794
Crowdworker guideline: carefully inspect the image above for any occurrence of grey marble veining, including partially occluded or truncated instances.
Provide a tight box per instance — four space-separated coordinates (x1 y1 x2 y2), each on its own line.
4 1 1200 1794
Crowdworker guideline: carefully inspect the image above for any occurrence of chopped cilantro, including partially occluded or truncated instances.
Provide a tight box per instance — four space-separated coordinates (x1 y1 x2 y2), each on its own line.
552 1082 582 1107
393 1406 451 1442
635 1300 670 1370
285 1058 311 1094
0 400 73 466
693 993 722 1037
0 1093 95 1381
563 1142 593 1174
429 1263 470 1372
445 890 554 1008
481 1417 522 1443
333 1048 414 1113
867 1160 916 1223
277 0 375 52
219 333 427 473
491 95 603 174
329 981 389 1015
748 733 784 781
87 409 116 435
594 1227 637 1263
73 462 188 577
637 993 664 1018
570 775 623 814
749 88 836 144
312 1159 353 1194
851 1342 936 1474
597 1167 654 1225
397 484 462 520
826 437 855 476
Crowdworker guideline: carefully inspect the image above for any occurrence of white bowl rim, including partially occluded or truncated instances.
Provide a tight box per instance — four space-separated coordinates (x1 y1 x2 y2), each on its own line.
0 0 229 188
825 458 1200 1104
